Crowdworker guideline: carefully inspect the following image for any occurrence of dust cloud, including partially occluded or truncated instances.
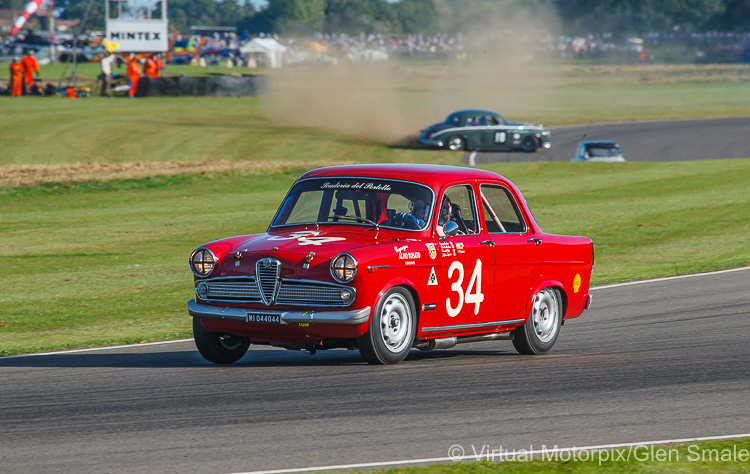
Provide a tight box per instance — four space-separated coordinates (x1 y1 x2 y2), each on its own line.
259 5 562 146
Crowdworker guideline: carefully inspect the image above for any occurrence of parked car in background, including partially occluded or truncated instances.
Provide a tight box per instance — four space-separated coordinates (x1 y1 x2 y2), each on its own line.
419 109 551 152
571 140 626 162
187 164 594 365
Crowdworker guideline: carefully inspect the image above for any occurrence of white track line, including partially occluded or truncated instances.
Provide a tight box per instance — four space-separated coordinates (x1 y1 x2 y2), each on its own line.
591 266 750 291
0 339 193 359
3 267 749 360
548 116 750 131
231 432 750 474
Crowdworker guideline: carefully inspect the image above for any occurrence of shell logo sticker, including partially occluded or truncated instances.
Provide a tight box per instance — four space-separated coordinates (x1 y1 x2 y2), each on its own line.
573 274 581 293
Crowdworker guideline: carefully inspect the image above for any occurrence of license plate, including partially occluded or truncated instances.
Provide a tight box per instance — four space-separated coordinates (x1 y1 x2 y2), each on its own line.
246 313 280 324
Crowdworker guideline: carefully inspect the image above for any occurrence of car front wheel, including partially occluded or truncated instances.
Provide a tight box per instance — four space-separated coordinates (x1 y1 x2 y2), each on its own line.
512 287 562 355
193 317 250 364
521 136 538 153
447 135 466 151
357 287 417 364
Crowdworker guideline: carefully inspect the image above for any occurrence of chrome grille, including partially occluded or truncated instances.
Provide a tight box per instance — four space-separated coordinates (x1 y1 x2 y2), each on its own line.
256 258 281 305
207 279 260 300
196 277 354 307
277 282 351 306
196 278 261 302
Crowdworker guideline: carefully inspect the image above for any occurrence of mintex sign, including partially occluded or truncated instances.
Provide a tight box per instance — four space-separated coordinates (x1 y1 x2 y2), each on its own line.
106 20 168 52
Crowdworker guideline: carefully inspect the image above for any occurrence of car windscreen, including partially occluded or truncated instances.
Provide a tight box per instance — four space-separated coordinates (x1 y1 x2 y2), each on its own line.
587 145 622 157
272 178 434 231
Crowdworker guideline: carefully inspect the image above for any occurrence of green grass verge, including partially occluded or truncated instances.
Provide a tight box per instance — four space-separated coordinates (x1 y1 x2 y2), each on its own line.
1 159 749 355
366 437 750 473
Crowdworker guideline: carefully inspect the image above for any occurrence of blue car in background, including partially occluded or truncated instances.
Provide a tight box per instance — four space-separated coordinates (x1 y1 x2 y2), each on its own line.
571 140 626 162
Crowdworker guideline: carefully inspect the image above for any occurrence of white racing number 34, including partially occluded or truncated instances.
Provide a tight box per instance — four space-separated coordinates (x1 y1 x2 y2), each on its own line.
446 259 485 317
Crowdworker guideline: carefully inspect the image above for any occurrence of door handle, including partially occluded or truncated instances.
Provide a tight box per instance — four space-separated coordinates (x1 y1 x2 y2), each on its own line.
479 240 495 247
527 238 542 246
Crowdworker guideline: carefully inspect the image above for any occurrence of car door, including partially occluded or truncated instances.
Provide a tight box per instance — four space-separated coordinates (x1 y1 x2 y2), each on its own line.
431 183 496 333
462 114 485 150
487 115 512 151
479 182 542 320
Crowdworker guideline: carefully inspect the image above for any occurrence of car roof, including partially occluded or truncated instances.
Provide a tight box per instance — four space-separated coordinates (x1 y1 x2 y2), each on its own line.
449 109 501 117
299 164 507 189
580 140 619 147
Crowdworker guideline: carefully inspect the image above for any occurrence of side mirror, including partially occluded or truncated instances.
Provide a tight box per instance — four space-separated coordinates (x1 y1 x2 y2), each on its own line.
444 221 460 237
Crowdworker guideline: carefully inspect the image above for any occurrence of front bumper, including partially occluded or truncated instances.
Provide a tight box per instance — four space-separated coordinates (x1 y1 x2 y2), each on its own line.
418 136 443 148
187 299 371 325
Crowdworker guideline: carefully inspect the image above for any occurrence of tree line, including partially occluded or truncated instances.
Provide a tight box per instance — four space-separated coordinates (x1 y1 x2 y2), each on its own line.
2 0 749 37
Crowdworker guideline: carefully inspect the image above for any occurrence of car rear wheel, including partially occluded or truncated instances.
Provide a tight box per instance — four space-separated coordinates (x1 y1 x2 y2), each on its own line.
521 136 538 153
357 287 416 364
447 135 466 151
512 287 562 355
193 317 250 364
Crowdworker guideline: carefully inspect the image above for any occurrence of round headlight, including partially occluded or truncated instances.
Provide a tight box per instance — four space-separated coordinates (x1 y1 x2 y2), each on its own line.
190 248 216 277
331 253 357 283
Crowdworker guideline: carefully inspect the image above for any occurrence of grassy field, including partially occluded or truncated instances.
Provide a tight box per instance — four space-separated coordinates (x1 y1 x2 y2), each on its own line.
1 60 750 357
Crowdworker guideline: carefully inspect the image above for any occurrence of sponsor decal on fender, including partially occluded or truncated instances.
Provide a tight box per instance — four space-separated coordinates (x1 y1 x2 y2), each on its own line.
425 243 437 260
395 245 421 261
428 267 438 285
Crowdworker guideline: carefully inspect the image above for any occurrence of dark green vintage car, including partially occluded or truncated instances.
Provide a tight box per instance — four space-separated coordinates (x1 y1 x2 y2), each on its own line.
419 109 551 152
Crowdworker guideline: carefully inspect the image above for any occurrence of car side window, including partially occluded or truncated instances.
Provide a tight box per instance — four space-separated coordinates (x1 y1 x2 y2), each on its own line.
439 184 479 235
480 185 527 233
577 144 586 158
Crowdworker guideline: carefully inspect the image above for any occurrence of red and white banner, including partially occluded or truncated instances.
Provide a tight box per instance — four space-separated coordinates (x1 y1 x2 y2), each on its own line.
9 0 45 36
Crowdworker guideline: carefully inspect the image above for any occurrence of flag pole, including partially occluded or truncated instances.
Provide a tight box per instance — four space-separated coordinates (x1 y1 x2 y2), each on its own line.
49 0 55 62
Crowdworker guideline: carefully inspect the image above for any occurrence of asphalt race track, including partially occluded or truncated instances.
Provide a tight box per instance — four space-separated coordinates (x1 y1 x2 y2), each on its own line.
466 116 750 164
1 267 749 473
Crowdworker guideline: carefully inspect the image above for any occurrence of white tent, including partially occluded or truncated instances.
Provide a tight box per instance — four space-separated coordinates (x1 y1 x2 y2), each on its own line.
239 38 287 68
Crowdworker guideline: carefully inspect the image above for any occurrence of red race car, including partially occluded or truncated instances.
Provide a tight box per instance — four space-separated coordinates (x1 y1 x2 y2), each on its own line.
188 164 593 365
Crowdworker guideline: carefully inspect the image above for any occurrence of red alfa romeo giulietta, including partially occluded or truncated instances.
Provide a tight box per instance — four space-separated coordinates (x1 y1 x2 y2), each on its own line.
187 164 593 365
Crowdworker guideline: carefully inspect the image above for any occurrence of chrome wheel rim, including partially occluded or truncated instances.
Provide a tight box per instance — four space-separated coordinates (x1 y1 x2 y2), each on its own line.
379 293 412 353
447 137 464 151
522 137 536 152
532 289 559 343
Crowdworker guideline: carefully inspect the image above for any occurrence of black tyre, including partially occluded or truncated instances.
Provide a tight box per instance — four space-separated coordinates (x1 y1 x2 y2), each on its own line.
521 136 538 153
357 287 417 365
193 317 250 364
447 135 466 151
512 288 562 355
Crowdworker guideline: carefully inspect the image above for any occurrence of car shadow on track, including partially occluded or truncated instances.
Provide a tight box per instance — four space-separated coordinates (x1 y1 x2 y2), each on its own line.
0 347 522 368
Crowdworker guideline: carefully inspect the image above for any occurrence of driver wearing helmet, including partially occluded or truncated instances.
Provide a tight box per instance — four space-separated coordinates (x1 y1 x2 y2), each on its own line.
395 197 428 229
